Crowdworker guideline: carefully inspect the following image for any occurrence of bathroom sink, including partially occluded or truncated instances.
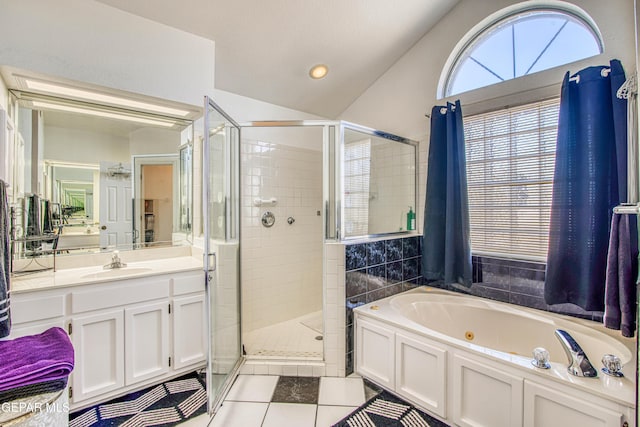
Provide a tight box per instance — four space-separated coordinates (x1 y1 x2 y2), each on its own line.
81 267 153 279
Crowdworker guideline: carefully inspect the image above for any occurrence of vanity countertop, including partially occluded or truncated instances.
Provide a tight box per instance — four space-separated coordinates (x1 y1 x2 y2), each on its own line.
11 256 203 294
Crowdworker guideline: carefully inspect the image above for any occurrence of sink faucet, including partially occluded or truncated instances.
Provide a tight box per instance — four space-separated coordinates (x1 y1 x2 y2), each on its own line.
554 329 597 377
104 250 127 270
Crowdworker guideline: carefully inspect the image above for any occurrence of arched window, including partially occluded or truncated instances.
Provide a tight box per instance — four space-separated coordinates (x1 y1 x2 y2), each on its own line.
440 3 603 98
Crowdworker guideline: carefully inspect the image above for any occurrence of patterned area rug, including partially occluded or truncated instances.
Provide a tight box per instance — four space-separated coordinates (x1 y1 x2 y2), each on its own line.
69 372 206 427
332 390 450 427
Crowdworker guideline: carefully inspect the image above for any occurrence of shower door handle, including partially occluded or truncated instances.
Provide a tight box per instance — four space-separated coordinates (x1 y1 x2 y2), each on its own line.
204 253 217 271
204 252 217 283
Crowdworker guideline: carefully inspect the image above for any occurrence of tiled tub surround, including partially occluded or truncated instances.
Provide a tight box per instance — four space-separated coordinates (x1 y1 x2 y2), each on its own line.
345 236 423 374
466 257 605 322
344 236 607 374
240 139 323 337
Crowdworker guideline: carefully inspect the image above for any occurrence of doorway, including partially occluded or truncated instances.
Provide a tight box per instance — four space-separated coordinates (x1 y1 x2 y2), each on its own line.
133 155 179 246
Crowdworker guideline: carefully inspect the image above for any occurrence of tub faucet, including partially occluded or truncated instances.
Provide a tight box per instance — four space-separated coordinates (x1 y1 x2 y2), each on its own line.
104 250 127 270
554 329 597 378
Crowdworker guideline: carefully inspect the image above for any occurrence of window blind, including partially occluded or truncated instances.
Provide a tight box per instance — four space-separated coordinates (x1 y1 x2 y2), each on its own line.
344 139 371 236
463 98 560 260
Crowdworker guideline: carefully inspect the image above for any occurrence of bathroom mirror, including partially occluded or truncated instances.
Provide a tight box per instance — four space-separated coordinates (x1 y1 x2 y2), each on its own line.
342 125 417 238
45 161 99 225
7 84 196 260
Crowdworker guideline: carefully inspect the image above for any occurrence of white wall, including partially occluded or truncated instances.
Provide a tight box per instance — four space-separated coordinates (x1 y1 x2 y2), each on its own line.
340 0 637 233
0 0 214 106
212 89 326 122
129 128 181 156
44 126 129 164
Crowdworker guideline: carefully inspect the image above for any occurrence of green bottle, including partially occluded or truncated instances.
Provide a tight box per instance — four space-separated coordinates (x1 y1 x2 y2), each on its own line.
407 207 415 231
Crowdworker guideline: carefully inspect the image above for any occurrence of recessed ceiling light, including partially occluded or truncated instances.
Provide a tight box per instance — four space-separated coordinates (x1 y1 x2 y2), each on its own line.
32 101 176 128
24 79 191 117
309 64 329 80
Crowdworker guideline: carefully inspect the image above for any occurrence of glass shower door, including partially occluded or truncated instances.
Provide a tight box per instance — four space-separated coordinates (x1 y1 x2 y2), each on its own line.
203 96 242 413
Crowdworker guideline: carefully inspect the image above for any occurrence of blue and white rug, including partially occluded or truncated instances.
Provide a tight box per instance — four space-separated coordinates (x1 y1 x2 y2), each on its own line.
333 390 450 427
69 372 206 427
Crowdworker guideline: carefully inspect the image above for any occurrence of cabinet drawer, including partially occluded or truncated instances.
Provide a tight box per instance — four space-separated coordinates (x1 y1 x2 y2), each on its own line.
71 277 170 313
9 320 66 339
172 272 204 296
12 293 65 324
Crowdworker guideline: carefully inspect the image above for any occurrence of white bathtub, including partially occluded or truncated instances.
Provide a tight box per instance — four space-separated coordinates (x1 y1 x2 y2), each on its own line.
354 286 636 427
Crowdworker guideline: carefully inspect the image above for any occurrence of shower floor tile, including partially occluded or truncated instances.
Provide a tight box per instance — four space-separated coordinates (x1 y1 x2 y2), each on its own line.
244 311 323 359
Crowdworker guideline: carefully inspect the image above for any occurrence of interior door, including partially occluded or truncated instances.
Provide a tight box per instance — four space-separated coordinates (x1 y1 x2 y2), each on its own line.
99 161 133 248
203 96 242 414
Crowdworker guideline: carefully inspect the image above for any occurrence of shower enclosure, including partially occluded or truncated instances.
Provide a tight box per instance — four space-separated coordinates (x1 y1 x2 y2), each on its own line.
203 100 417 412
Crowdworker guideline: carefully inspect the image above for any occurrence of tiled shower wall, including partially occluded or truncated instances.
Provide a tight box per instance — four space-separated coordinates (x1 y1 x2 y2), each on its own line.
368 143 416 234
241 139 323 334
344 235 605 375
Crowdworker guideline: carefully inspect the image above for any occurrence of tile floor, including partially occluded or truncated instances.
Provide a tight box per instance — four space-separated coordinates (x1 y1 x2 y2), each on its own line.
181 374 372 427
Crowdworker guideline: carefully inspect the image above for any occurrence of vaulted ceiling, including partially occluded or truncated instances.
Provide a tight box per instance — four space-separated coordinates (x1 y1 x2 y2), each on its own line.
95 0 460 118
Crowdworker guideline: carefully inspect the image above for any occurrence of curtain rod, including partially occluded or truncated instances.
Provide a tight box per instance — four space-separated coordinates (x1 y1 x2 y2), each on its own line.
613 203 639 214
425 105 456 119
569 67 610 84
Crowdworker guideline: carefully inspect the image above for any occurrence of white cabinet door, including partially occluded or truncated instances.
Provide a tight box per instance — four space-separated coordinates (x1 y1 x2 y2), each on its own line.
524 381 624 427
355 317 395 389
453 354 523 427
125 301 170 385
396 332 447 418
172 294 206 369
71 309 124 403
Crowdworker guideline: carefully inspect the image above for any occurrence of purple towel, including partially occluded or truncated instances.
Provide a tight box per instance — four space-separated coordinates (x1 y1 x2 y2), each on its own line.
0 327 74 391
604 213 639 337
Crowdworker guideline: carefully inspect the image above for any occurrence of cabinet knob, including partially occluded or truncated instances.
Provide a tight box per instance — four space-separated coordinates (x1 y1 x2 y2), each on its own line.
101 225 107 230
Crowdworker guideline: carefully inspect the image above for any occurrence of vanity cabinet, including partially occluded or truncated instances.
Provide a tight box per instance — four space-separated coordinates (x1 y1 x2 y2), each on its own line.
172 294 206 369
125 301 171 385
7 291 65 339
9 268 205 411
71 309 125 402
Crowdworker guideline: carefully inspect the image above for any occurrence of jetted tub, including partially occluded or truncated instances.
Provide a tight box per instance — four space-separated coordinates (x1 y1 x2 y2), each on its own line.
354 286 637 427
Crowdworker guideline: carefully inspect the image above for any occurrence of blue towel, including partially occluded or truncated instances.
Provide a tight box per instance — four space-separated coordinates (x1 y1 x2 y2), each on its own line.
0 179 10 338
604 213 639 337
